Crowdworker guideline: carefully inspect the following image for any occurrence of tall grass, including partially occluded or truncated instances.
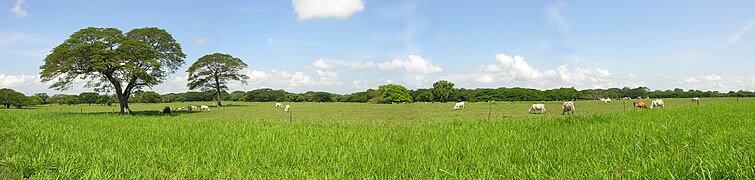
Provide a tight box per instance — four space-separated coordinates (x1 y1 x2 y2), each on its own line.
0 99 753 178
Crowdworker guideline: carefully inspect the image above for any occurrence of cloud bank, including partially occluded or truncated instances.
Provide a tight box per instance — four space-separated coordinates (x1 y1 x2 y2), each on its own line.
292 0 365 20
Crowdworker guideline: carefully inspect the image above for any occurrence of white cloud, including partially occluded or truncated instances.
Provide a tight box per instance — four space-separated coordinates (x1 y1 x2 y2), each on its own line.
486 53 542 80
719 20 755 49
476 75 494 84
376 55 443 74
11 0 28 18
351 79 370 89
377 59 404 71
450 54 627 89
194 38 209 45
292 0 365 20
403 55 443 74
350 61 375 69
701 74 722 81
316 70 341 85
0 74 38 88
291 71 314 86
312 59 334 69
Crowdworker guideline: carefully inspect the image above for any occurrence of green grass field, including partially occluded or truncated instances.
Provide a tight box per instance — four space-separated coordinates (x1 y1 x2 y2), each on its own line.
1 98 753 178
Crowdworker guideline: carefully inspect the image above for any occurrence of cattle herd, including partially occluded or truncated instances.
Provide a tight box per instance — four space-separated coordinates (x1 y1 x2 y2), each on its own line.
455 97 699 115
159 97 701 116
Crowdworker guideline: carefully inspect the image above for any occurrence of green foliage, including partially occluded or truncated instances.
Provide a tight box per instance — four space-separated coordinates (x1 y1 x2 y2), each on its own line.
378 84 413 103
410 88 433 102
78 92 99 105
137 91 161 103
432 80 454 103
162 106 172 113
34 93 49 104
187 53 249 106
0 88 29 108
40 27 185 113
27 96 42 107
64 95 79 105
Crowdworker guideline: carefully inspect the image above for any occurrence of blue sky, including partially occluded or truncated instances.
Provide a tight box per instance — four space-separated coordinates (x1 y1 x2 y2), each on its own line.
1 0 754 95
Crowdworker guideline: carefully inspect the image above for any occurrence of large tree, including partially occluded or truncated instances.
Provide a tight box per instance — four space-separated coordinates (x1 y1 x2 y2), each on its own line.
40 27 185 114
187 53 249 106
432 80 455 103
0 88 27 108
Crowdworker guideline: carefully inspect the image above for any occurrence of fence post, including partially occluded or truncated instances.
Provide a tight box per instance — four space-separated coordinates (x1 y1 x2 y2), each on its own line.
487 107 492 121
289 110 293 123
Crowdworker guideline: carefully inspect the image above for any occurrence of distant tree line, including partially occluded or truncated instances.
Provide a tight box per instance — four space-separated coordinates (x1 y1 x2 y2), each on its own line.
3 81 753 108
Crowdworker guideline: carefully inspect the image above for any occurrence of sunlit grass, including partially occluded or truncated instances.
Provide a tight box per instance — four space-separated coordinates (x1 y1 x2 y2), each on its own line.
0 98 752 178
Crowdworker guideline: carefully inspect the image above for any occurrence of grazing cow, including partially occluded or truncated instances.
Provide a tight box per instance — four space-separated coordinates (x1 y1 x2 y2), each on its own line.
600 98 612 104
650 99 665 109
622 97 630 100
692 97 700 103
633 101 648 109
275 103 283 108
200 105 210 112
528 104 546 114
188 106 196 112
562 101 575 115
284 105 291 112
453 102 465 110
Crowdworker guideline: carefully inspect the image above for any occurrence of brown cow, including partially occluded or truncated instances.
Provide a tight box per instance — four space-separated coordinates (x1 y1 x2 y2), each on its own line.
633 101 648 110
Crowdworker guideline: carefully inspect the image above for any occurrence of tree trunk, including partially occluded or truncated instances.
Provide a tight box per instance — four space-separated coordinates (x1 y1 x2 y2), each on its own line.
117 94 131 115
214 75 222 106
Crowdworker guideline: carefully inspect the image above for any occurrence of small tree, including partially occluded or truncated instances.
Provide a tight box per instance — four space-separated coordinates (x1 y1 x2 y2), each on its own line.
34 93 49 104
27 96 42 107
187 53 249 106
138 91 161 103
432 80 455 103
378 84 413 103
79 92 99 105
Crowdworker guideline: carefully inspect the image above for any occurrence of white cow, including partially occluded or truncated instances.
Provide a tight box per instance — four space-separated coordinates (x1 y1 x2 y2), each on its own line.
275 103 283 108
650 99 664 109
453 102 465 110
562 101 575 115
622 97 630 100
188 106 196 112
529 104 546 114
692 97 700 103
200 105 211 112
284 105 291 112
600 98 612 104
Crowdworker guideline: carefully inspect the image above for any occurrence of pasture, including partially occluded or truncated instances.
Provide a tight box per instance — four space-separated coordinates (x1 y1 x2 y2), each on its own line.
1 98 753 178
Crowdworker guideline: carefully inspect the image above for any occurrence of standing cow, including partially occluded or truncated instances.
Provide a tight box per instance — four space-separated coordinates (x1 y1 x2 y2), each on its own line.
529 104 546 114
562 102 575 115
453 102 465 110
633 101 647 110
650 99 665 109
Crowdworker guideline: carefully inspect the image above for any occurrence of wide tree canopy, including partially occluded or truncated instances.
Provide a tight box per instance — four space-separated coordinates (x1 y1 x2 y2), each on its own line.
40 27 185 114
187 53 249 106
